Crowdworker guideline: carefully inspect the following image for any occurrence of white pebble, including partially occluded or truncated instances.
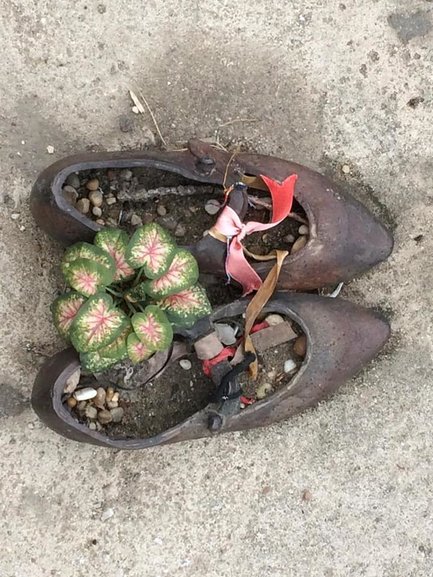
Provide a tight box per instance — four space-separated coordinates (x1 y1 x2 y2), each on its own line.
132 106 139 114
204 199 221 215
100 508 114 521
73 387 97 401
179 359 192 370
106 196 117 205
298 225 309 236
47 145 55 154
265 314 284 326
130 214 142 226
92 206 102 217
11 212 20 220
284 359 297 373
342 164 350 174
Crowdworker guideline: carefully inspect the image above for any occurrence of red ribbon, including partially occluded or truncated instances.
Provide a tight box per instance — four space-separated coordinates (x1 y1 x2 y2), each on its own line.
214 174 297 295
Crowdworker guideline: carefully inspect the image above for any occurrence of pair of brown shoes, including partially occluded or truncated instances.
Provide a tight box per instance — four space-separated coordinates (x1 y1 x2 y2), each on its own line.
31 140 392 448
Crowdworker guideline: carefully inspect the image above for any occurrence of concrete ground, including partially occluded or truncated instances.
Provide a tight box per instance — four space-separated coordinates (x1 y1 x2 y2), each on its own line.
0 1 432 575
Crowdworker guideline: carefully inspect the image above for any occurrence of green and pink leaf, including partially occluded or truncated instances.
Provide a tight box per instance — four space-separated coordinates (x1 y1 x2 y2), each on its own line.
127 333 153 364
94 229 135 282
144 249 199 299
158 284 212 327
63 258 111 297
126 223 176 278
131 305 173 352
70 293 129 352
51 292 86 339
61 242 115 281
80 350 119 373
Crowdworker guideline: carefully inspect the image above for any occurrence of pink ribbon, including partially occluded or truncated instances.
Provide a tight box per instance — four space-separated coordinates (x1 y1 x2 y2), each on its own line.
214 173 298 295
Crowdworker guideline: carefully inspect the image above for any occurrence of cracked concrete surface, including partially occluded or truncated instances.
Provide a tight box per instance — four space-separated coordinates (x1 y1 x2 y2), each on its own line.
0 1 432 576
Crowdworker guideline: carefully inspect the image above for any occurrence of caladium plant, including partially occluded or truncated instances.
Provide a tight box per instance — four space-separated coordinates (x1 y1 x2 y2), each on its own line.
51 223 212 372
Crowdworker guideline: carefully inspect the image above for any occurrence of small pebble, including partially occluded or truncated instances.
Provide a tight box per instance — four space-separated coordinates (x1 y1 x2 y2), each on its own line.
19 225 26 232
67 397 77 409
110 407 124 423
302 489 313 502
142 212 153 224
265 314 284 327
107 400 118 409
293 334 307 357
11 212 20 220
96 218 105 225
132 106 139 114
298 224 309 236
130 214 142 226
174 223 186 237
100 508 114 521
112 392 119 403
88 190 103 207
77 401 87 412
66 173 81 188
157 204 167 216
85 405 98 420
119 169 132 181
62 185 78 204
284 359 297 373
63 367 81 394
92 206 102 217
47 145 55 154
291 235 307 254
283 233 296 244
119 115 133 133
256 383 273 400
205 199 221 215
215 323 237 346
106 196 117 205
94 387 106 409
98 409 113 425
88 422 97 430
74 387 97 401
179 359 192 370
76 198 90 214
106 387 115 402
86 178 100 191
342 164 351 174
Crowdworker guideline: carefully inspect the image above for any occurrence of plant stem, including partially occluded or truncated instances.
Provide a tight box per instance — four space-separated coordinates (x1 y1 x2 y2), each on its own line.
133 266 145 287
126 300 137 316
106 287 123 298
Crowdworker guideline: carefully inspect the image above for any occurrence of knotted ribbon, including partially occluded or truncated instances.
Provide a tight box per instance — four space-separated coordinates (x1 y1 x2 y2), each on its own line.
212 173 298 295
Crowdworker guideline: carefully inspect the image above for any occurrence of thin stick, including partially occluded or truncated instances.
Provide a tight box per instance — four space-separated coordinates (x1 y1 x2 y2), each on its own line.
138 90 167 148
249 196 308 225
217 118 258 129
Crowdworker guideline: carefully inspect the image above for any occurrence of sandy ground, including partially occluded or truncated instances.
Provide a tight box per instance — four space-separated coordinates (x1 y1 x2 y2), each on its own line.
1 1 432 576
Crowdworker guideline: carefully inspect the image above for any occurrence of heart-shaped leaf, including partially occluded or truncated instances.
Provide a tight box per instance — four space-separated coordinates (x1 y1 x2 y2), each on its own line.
126 223 176 278
158 284 212 328
94 228 135 282
131 305 173 352
80 327 130 372
63 258 112 297
127 332 153 364
70 293 129 352
51 292 86 339
144 249 199 299
62 242 115 280
80 350 120 373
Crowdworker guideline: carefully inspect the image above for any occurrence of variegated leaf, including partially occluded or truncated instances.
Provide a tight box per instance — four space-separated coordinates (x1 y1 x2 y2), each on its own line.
131 306 173 352
63 258 111 297
144 249 199 299
126 223 176 278
100 325 131 360
51 292 86 339
70 293 129 352
61 242 115 282
158 284 212 328
80 350 119 373
127 332 153 364
94 228 135 282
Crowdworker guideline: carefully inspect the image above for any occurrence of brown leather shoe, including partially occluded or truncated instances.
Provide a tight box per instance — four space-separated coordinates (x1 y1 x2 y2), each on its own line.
31 293 390 449
30 139 393 291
